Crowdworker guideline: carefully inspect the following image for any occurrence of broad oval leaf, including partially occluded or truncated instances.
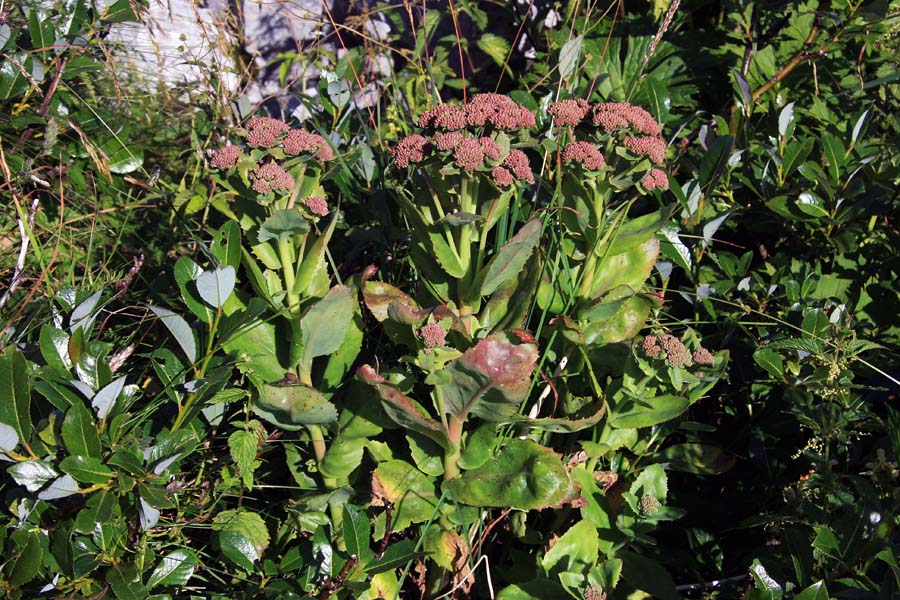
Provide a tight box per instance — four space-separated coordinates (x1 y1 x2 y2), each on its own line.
148 549 198 588
196 266 236 309
300 285 354 371
254 381 338 428
37 474 79 500
444 438 578 510
60 455 114 484
8 459 58 492
609 395 690 429
257 208 309 243
212 509 270 571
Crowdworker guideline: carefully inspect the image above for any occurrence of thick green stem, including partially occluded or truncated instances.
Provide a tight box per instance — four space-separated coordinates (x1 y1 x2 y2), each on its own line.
443 417 464 481
278 238 299 312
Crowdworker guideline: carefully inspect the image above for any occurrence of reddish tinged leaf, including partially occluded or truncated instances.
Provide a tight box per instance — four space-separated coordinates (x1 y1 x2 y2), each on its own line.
357 365 449 448
458 332 539 400
363 281 421 323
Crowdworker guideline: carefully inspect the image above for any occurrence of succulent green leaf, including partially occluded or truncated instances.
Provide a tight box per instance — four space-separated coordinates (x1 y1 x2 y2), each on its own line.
474 219 541 298
357 365 448 448
372 460 443 532
609 395 690 429
255 380 338 428
444 438 578 510
299 285 354 371
541 519 599 577
257 208 309 243
0 346 32 445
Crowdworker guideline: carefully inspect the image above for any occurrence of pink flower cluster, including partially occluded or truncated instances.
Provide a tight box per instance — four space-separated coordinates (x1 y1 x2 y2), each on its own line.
641 168 669 191
392 134 429 168
246 117 289 148
643 333 716 368
692 347 715 366
593 102 662 136
549 98 590 127
491 149 534 187
210 145 241 169
625 136 667 164
562 141 605 171
283 129 334 161
418 322 447 348
250 162 294 194
434 131 464 151
418 94 535 132
305 196 329 216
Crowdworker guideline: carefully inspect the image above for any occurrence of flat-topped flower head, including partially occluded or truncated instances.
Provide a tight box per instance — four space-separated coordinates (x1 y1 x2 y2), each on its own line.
503 149 534 183
491 166 515 187
625 136 667 164
305 196 329 217
246 116 289 148
283 129 334 161
465 94 536 130
641 335 662 357
549 98 590 127
692 347 715 366
479 137 502 161
434 131 465 151
641 168 669 191
210 144 241 169
659 333 692 368
418 322 447 348
453 137 485 172
593 102 662 136
250 162 295 194
562 141 605 170
418 104 467 131
393 134 429 168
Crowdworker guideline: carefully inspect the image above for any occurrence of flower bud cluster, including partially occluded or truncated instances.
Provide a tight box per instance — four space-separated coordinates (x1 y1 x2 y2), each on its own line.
250 162 294 194
210 144 242 169
246 117 290 148
283 129 335 161
393 95 536 188
549 98 670 189
642 333 716 369
419 94 536 132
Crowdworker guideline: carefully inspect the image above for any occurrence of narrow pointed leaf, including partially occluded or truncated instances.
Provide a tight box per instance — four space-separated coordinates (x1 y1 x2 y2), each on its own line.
0 346 32 444
149 306 197 364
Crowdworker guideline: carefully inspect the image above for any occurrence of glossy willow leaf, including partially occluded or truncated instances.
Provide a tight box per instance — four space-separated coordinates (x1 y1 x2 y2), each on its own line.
37 474 79 500
61 403 101 459
138 495 160 531
106 563 149 600
609 395 690 429
8 459 58 492
60 455 113 484
0 422 19 454
795 581 828 600
148 306 197 364
39 324 71 372
255 381 338 428
8 529 43 587
357 365 448 448
147 549 198 588
749 559 784 599
196 266 236 309
213 509 270 571
444 438 578 510
92 375 126 419
0 346 32 444
342 504 374 565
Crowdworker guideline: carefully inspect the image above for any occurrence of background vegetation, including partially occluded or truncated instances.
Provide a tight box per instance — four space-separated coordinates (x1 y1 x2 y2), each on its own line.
1 0 899 598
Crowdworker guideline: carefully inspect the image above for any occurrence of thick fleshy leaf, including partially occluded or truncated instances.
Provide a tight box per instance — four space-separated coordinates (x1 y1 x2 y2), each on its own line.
357 365 448 447
473 219 541 297
442 331 539 422
147 549 198 588
222 314 284 385
578 294 655 346
541 519 598 577
293 212 338 298
589 240 659 299
372 460 443 533
0 346 32 445
149 306 197 364
505 404 606 433
256 208 309 243
362 280 420 323
196 266 236 309
299 285 354 372
254 381 338 428
444 438 578 510
174 256 213 322
610 395 690 429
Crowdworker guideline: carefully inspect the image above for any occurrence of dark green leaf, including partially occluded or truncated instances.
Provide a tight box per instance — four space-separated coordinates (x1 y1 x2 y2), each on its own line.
342 504 374 565
0 346 32 444
148 306 197 364
474 219 541 297
610 395 690 429
255 381 338 428
106 563 149 600
753 348 784 379
257 209 309 243
60 455 114 484
147 549 198 588
9 529 43 587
